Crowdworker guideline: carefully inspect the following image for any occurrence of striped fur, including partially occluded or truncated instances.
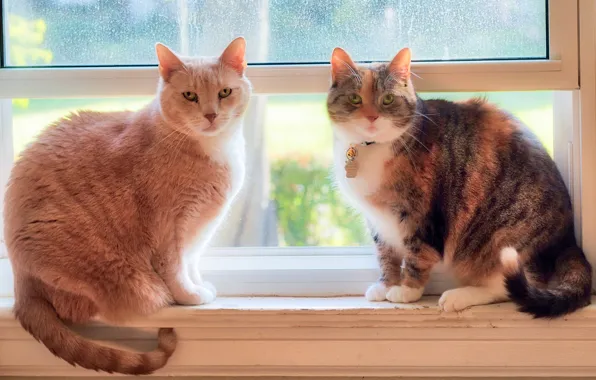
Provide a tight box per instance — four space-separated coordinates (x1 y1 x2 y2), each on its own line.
4 38 251 373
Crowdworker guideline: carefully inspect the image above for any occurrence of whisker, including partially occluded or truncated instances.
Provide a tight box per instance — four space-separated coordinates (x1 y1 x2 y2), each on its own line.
405 131 431 153
408 124 428 137
384 72 397 87
169 131 188 170
339 59 362 85
414 111 439 127
397 135 419 173
154 129 179 147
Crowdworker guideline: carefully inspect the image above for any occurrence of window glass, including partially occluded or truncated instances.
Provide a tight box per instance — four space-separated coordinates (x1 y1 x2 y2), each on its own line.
3 0 547 67
11 91 553 248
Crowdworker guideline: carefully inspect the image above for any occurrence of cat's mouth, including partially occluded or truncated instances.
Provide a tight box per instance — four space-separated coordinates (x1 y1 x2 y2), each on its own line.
366 125 378 133
201 123 219 134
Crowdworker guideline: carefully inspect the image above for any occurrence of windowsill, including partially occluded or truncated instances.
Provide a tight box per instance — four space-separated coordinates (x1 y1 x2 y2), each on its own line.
2 296 596 377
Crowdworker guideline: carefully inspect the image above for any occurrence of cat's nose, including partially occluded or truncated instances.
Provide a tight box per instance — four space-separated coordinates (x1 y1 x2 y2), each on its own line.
366 115 379 122
205 113 217 123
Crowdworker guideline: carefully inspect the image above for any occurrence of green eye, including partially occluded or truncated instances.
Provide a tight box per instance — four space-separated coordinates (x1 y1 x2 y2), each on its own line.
219 88 232 98
382 93 395 105
348 94 362 105
183 91 198 102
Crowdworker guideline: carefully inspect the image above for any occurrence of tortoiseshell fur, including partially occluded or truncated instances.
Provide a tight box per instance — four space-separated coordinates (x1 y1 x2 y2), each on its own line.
327 47 592 317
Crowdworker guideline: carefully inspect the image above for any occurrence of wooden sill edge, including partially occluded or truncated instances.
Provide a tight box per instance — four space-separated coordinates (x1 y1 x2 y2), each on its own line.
3 296 596 377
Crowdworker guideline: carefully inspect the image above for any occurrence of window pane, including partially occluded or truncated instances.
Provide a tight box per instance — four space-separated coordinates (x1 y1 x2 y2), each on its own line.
3 0 547 67
10 91 553 248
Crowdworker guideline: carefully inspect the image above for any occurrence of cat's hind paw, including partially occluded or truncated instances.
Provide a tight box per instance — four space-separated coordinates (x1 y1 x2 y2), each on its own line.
438 288 476 312
439 285 506 312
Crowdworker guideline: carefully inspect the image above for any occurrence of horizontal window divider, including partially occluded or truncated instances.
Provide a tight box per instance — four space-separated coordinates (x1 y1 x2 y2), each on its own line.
0 60 574 98
202 246 374 257
0 255 456 297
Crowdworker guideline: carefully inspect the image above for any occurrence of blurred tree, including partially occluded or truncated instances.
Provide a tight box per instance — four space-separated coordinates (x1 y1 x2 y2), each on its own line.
8 13 53 108
271 158 371 246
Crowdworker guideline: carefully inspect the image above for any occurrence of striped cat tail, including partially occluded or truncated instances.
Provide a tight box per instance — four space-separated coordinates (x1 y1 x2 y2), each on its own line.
501 244 592 318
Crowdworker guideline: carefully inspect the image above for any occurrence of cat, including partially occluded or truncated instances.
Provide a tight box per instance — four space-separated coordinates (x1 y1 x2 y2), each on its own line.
327 46 592 317
3 37 251 374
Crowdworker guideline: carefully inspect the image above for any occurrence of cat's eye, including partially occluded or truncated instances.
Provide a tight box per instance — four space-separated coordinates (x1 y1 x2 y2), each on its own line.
382 93 395 105
219 88 232 98
182 91 198 102
348 94 362 105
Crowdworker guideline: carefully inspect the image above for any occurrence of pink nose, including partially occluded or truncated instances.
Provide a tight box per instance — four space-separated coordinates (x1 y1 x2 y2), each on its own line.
366 115 379 122
205 113 217 123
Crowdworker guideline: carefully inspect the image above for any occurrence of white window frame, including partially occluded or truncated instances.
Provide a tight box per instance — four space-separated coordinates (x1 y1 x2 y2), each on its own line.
0 0 592 298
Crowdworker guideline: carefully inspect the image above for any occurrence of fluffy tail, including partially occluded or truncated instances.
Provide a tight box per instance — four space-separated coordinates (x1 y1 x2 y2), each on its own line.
14 296 177 375
501 245 592 318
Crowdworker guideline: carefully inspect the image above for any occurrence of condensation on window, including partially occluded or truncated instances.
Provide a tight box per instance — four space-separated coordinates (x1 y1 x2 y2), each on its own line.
3 0 547 67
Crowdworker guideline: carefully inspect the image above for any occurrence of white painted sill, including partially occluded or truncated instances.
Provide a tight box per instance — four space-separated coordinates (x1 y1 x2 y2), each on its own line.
2 296 596 377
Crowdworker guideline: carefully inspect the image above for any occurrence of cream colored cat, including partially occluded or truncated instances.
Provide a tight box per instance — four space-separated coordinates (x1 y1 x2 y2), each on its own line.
3 37 251 374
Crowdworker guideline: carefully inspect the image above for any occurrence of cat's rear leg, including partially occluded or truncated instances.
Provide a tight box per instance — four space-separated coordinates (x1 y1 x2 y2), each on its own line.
47 286 98 323
14 274 98 324
438 247 513 312
34 262 172 323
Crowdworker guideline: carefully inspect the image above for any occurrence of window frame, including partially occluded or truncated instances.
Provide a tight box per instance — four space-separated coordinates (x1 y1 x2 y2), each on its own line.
579 0 596 288
0 0 593 297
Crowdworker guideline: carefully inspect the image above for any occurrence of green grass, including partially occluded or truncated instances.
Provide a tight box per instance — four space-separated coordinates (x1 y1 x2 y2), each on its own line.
12 92 553 160
264 91 554 159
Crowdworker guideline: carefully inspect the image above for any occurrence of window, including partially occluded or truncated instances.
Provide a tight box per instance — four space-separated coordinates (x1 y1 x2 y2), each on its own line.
0 0 592 297
4 0 547 66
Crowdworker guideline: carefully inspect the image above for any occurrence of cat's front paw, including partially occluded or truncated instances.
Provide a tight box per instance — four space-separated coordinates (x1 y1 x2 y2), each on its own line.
195 282 217 305
202 281 217 297
386 285 424 303
365 282 388 301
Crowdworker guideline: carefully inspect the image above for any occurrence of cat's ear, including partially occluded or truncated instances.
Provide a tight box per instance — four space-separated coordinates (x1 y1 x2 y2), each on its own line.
155 43 184 81
388 47 412 80
220 37 247 75
331 47 358 83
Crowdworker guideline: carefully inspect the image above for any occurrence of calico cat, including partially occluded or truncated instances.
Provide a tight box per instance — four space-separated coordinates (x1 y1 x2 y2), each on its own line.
327 46 592 317
3 37 251 374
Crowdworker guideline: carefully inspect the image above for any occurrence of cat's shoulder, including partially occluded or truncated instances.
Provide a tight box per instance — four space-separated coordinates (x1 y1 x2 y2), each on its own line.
426 97 522 133
50 110 133 130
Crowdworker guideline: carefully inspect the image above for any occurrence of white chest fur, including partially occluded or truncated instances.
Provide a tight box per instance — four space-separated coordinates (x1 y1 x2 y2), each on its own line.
185 127 246 256
333 138 406 250
204 126 246 200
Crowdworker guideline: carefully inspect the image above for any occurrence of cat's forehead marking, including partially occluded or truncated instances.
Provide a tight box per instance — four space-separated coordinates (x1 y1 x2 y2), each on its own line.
192 64 221 87
360 69 375 103
375 65 395 91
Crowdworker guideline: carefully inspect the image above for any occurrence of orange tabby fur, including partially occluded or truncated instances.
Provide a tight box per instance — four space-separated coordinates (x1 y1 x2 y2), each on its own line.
3 37 251 374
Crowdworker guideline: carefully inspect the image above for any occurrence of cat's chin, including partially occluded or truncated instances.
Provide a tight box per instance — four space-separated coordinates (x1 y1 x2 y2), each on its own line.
333 121 403 144
337 129 401 145
201 124 220 135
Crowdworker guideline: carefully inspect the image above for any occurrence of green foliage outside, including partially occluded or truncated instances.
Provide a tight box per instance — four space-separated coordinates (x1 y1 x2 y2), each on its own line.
8 14 52 108
271 158 371 246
